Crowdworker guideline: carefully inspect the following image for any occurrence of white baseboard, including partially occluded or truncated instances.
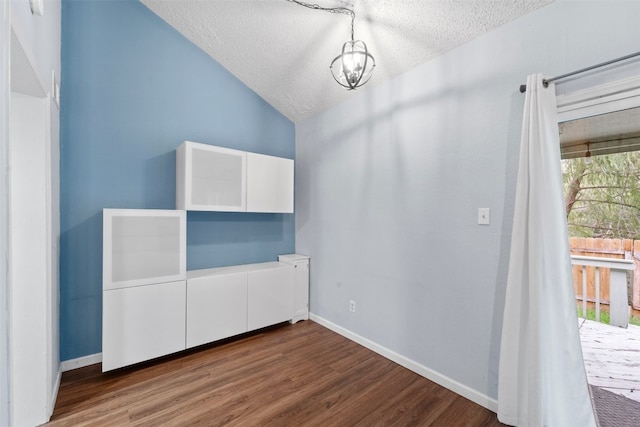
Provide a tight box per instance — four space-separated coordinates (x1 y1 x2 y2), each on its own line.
48 367 62 420
309 313 498 413
60 353 102 372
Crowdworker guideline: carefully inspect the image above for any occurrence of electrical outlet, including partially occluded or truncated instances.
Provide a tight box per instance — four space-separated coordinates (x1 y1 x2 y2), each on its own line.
349 300 356 313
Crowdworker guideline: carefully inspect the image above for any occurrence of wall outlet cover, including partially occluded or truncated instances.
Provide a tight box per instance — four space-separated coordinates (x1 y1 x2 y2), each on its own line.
478 208 490 225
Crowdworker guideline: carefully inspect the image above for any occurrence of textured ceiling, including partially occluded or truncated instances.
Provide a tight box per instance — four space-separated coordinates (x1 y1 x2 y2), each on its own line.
141 0 554 122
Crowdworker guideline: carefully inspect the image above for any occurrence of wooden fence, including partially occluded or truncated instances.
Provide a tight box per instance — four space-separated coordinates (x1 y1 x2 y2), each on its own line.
569 237 640 318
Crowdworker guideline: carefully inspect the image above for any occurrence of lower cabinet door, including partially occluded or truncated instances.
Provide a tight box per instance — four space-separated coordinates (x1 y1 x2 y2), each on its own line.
247 266 294 330
186 272 248 348
102 280 186 372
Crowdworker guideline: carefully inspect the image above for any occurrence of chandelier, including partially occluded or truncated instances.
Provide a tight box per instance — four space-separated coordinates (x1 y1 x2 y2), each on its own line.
286 0 376 90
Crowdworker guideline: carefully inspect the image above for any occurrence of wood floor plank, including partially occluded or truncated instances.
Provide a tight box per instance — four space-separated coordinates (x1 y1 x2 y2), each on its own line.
47 321 504 426
253 354 392 425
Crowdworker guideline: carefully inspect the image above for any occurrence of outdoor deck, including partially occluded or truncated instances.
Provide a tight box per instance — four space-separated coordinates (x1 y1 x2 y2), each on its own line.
579 318 640 402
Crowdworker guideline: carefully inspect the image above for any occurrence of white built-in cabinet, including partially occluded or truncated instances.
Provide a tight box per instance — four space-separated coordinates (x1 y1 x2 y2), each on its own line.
247 264 295 330
102 209 187 290
186 270 248 348
103 280 187 371
176 141 294 213
102 209 309 370
176 142 247 211
246 152 294 213
278 254 310 323
102 209 187 372
103 142 303 371
186 262 295 348
103 261 299 369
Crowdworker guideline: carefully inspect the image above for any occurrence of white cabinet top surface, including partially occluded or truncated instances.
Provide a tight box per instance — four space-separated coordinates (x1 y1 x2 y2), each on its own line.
278 254 310 262
187 261 288 279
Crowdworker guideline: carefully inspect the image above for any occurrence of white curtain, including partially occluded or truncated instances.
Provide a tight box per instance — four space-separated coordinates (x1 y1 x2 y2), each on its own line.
497 74 596 427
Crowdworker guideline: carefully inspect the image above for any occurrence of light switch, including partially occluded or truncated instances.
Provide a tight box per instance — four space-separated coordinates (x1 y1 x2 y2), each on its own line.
478 208 490 225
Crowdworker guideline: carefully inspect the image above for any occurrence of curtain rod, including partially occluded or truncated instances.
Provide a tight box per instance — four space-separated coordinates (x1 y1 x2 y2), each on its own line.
518 50 640 93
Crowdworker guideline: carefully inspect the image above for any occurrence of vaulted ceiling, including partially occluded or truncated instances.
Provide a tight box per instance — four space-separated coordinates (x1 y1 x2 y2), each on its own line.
141 0 554 122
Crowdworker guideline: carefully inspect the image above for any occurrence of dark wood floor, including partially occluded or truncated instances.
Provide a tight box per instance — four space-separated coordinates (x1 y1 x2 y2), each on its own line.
47 320 505 426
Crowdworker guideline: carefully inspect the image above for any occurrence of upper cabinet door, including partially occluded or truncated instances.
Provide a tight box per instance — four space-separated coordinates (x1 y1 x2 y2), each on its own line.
176 141 294 213
177 141 247 211
246 152 294 213
103 209 186 290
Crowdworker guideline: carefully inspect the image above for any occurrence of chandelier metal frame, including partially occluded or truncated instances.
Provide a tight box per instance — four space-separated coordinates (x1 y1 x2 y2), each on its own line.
286 0 376 90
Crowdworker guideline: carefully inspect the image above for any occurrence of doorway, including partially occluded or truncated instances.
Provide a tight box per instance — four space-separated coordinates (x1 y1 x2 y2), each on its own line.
558 85 640 425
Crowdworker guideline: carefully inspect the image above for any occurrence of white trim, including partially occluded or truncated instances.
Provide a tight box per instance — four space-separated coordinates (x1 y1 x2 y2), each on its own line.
0 2 10 424
556 75 640 123
10 28 47 97
309 313 498 413
49 368 61 419
60 353 102 372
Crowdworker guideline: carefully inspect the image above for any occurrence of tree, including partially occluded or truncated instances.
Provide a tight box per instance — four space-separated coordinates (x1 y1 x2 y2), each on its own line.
563 151 640 239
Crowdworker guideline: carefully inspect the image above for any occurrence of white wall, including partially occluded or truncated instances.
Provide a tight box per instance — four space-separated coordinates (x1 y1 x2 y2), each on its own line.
11 0 61 93
296 0 640 407
9 92 50 427
3 1 61 425
0 1 11 425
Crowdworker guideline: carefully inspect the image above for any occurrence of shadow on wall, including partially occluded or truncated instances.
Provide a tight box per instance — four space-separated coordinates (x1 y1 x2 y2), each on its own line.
59 211 103 361
487 90 528 397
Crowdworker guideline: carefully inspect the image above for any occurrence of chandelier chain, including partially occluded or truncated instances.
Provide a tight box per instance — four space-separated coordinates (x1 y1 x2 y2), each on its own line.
285 0 356 41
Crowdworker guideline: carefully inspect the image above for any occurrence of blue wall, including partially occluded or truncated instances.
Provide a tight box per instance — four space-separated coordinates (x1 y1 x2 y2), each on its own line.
60 0 295 361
